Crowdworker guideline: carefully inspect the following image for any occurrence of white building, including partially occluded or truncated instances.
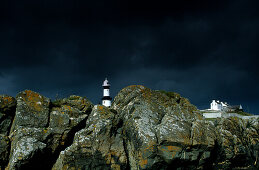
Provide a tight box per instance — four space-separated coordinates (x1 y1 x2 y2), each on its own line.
210 100 221 110
102 78 112 107
202 100 244 119
210 100 242 111
210 100 228 110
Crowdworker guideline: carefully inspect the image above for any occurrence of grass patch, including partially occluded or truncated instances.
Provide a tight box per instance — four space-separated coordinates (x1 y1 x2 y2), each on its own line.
205 118 218 121
236 111 253 116
51 99 64 107
226 111 253 116
158 90 180 99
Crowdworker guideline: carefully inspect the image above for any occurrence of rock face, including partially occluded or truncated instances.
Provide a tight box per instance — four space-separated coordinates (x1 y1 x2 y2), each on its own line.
0 86 258 169
214 117 259 169
6 91 93 170
53 105 127 170
0 95 16 169
111 85 215 169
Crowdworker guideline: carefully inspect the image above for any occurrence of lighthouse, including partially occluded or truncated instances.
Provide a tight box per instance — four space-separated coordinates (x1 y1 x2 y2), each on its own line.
102 78 112 107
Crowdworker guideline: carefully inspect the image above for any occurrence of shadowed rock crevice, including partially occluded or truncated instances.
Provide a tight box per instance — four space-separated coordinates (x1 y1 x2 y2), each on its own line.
45 114 90 170
0 95 16 169
13 113 91 170
42 97 93 169
52 105 128 169
122 136 131 170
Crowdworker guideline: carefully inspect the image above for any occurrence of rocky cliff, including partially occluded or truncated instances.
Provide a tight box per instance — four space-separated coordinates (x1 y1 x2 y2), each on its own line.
0 86 258 170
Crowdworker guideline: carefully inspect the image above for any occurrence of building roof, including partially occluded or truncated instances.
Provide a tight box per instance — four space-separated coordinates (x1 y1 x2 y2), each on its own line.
227 105 242 109
212 100 221 104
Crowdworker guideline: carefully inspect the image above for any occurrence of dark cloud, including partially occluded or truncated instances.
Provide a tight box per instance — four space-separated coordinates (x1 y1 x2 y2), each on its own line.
0 0 259 114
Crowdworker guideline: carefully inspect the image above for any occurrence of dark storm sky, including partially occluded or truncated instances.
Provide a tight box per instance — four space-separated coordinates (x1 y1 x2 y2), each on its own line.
0 0 259 113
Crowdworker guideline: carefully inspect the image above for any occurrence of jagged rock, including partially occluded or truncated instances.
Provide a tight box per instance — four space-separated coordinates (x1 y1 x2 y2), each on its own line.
7 90 51 169
7 137 46 169
0 95 16 168
112 85 210 169
7 91 93 170
0 95 16 113
53 105 127 170
51 95 93 113
51 85 259 170
10 90 50 131
0 95 16 135
1 86 259 169
213 117 259 169
0 134 10 169
48 95 93 153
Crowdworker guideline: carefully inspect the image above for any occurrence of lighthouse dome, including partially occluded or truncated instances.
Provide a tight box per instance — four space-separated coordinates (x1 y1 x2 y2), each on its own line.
102 78 110 87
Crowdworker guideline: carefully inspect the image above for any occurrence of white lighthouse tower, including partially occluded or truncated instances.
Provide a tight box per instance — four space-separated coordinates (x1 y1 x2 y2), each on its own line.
102 78 112 107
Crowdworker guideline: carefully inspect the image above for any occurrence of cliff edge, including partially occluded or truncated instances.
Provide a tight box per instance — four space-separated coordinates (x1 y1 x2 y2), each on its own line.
0 86 258 169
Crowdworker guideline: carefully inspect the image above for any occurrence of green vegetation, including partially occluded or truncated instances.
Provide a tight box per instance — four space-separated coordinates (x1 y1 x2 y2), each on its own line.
51 99 64 107
205 118 217 121
229 111 253 116
68 96 80 100
158 90 180 99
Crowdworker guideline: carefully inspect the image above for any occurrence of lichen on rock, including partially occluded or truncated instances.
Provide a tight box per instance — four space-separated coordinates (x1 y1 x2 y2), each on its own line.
0 95 16 168
53 105 127 170
7 91 93 170
1 86 258 169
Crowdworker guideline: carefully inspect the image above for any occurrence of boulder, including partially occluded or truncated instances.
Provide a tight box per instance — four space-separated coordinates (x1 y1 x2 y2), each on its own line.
53 105 127 170
213 117 259 169
11 90 50 130
7 137 46 169
112 85 210 169
7 90 51 169
48 95 93 153
7 91 93 170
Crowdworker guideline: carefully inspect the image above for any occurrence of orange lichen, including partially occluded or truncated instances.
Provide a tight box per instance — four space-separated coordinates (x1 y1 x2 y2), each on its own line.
128 85 137 88
98 105 104 110
23 90 44 112
3 96 14 103
97 105 107 115
143 144 155 153
140 87 152 99
1 96 15 107
140 159 148 168
64 105 72 111
62 164 69 170
139 144 157 168
167 146 181 151
25 90 40 101
158 145 181 159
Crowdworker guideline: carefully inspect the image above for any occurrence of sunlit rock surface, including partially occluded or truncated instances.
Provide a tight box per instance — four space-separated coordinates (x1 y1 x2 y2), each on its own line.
0 86 258 169
6 91 93 169
53 105 127 169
